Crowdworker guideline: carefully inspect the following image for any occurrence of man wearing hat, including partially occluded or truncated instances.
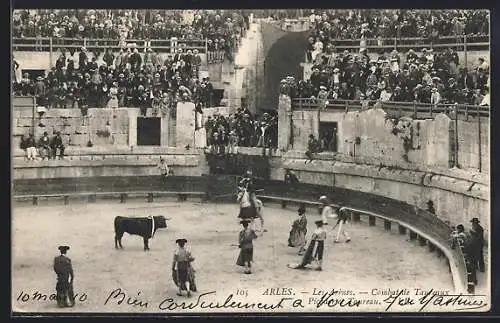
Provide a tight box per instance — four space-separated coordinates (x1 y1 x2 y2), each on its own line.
470 218 485 272
53 245 74 308
318 85 329 109
333 206 351 243
236 219 258 274
460 227 479 289
78 47 88 72
50 131 65 160
172 239 196 297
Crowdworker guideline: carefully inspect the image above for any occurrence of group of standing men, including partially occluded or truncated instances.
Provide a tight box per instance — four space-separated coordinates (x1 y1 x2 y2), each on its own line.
450 217 485 292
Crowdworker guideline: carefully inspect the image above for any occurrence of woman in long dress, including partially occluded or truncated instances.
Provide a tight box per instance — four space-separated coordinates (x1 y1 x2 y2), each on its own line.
288 204 307 255
172 238 197 297
288 220 326 270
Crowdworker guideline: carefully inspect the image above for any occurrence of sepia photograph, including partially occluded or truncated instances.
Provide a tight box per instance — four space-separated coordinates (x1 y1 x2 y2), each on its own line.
11 8 491 314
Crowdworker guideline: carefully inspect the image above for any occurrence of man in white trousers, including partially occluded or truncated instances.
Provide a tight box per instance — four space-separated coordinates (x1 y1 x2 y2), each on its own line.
319 196 333 225
333 207 351 243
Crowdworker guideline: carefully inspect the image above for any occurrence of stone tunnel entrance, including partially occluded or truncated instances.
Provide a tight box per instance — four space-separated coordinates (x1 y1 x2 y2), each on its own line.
260 22 309 111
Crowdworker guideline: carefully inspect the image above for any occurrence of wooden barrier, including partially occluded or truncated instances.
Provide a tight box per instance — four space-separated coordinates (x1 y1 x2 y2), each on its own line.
14 191 205 205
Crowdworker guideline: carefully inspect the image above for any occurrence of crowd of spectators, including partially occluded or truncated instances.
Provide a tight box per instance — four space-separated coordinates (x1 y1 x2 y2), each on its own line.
282 46 490 107
12 9 249 58
13 45 216 116
305 9 488 42
204 108 278 154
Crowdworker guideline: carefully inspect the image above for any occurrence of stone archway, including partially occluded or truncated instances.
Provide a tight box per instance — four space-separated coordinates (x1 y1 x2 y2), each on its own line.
259 22 309 111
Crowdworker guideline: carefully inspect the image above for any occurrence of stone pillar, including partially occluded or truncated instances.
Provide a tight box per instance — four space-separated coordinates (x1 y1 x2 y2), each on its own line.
176 102 195 148
426 113 452 168
195 128 207 148
278 94 291 151
160 114 169 147
128 109 139 147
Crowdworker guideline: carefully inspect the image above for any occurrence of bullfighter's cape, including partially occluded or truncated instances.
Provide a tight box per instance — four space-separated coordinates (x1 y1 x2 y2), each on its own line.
287 239 320 269
172 267 197 292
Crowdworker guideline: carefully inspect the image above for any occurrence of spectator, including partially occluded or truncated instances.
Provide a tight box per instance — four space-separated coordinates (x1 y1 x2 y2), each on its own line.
479 87 489 106
461 228 479 288
430 87 441 105
305 134 320 164
19 135 28 160
295 46 489 108
470 218 485 273
478 57 489 71
25 133 37 161
227 130 239 155
38 131 52 160
449 224 467 249
50 131 65 159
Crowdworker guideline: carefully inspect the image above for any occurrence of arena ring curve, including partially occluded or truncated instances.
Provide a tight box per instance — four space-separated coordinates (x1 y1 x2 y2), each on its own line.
12 173 469 296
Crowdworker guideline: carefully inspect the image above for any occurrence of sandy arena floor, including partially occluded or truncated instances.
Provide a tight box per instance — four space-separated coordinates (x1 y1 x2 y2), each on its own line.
13 198 484 313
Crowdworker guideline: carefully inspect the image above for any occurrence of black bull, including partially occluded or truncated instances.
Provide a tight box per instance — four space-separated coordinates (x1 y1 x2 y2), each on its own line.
114 216 167 251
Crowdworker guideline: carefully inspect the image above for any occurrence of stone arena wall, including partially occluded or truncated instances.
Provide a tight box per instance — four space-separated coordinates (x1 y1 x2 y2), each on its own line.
269 153 488 238
290 108 489 173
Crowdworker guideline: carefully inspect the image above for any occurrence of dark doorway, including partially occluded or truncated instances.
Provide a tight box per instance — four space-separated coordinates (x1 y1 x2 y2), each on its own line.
319 122 338 152
23 69 46 80
137 117 161 146
211 89 224 106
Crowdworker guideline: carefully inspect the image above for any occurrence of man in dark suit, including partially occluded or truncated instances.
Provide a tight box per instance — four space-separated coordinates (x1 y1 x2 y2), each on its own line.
50 131 65 160
53 245 75 308
470 217 485 272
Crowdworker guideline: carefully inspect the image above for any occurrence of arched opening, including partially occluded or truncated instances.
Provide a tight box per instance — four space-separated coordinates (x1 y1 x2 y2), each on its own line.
261 28 309 112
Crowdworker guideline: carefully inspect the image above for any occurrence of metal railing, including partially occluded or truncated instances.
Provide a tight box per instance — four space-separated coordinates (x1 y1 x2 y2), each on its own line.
207 50 226 64
12 37 210 54
292 97 488 172
303 34 489 71
318 34 489 50
292 98 490 120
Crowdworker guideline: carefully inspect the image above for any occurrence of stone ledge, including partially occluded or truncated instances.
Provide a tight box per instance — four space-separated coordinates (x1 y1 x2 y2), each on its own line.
283 150 488 186
12 146 203 158
282 157 488 201
12 155 200 168
283 159 426 186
